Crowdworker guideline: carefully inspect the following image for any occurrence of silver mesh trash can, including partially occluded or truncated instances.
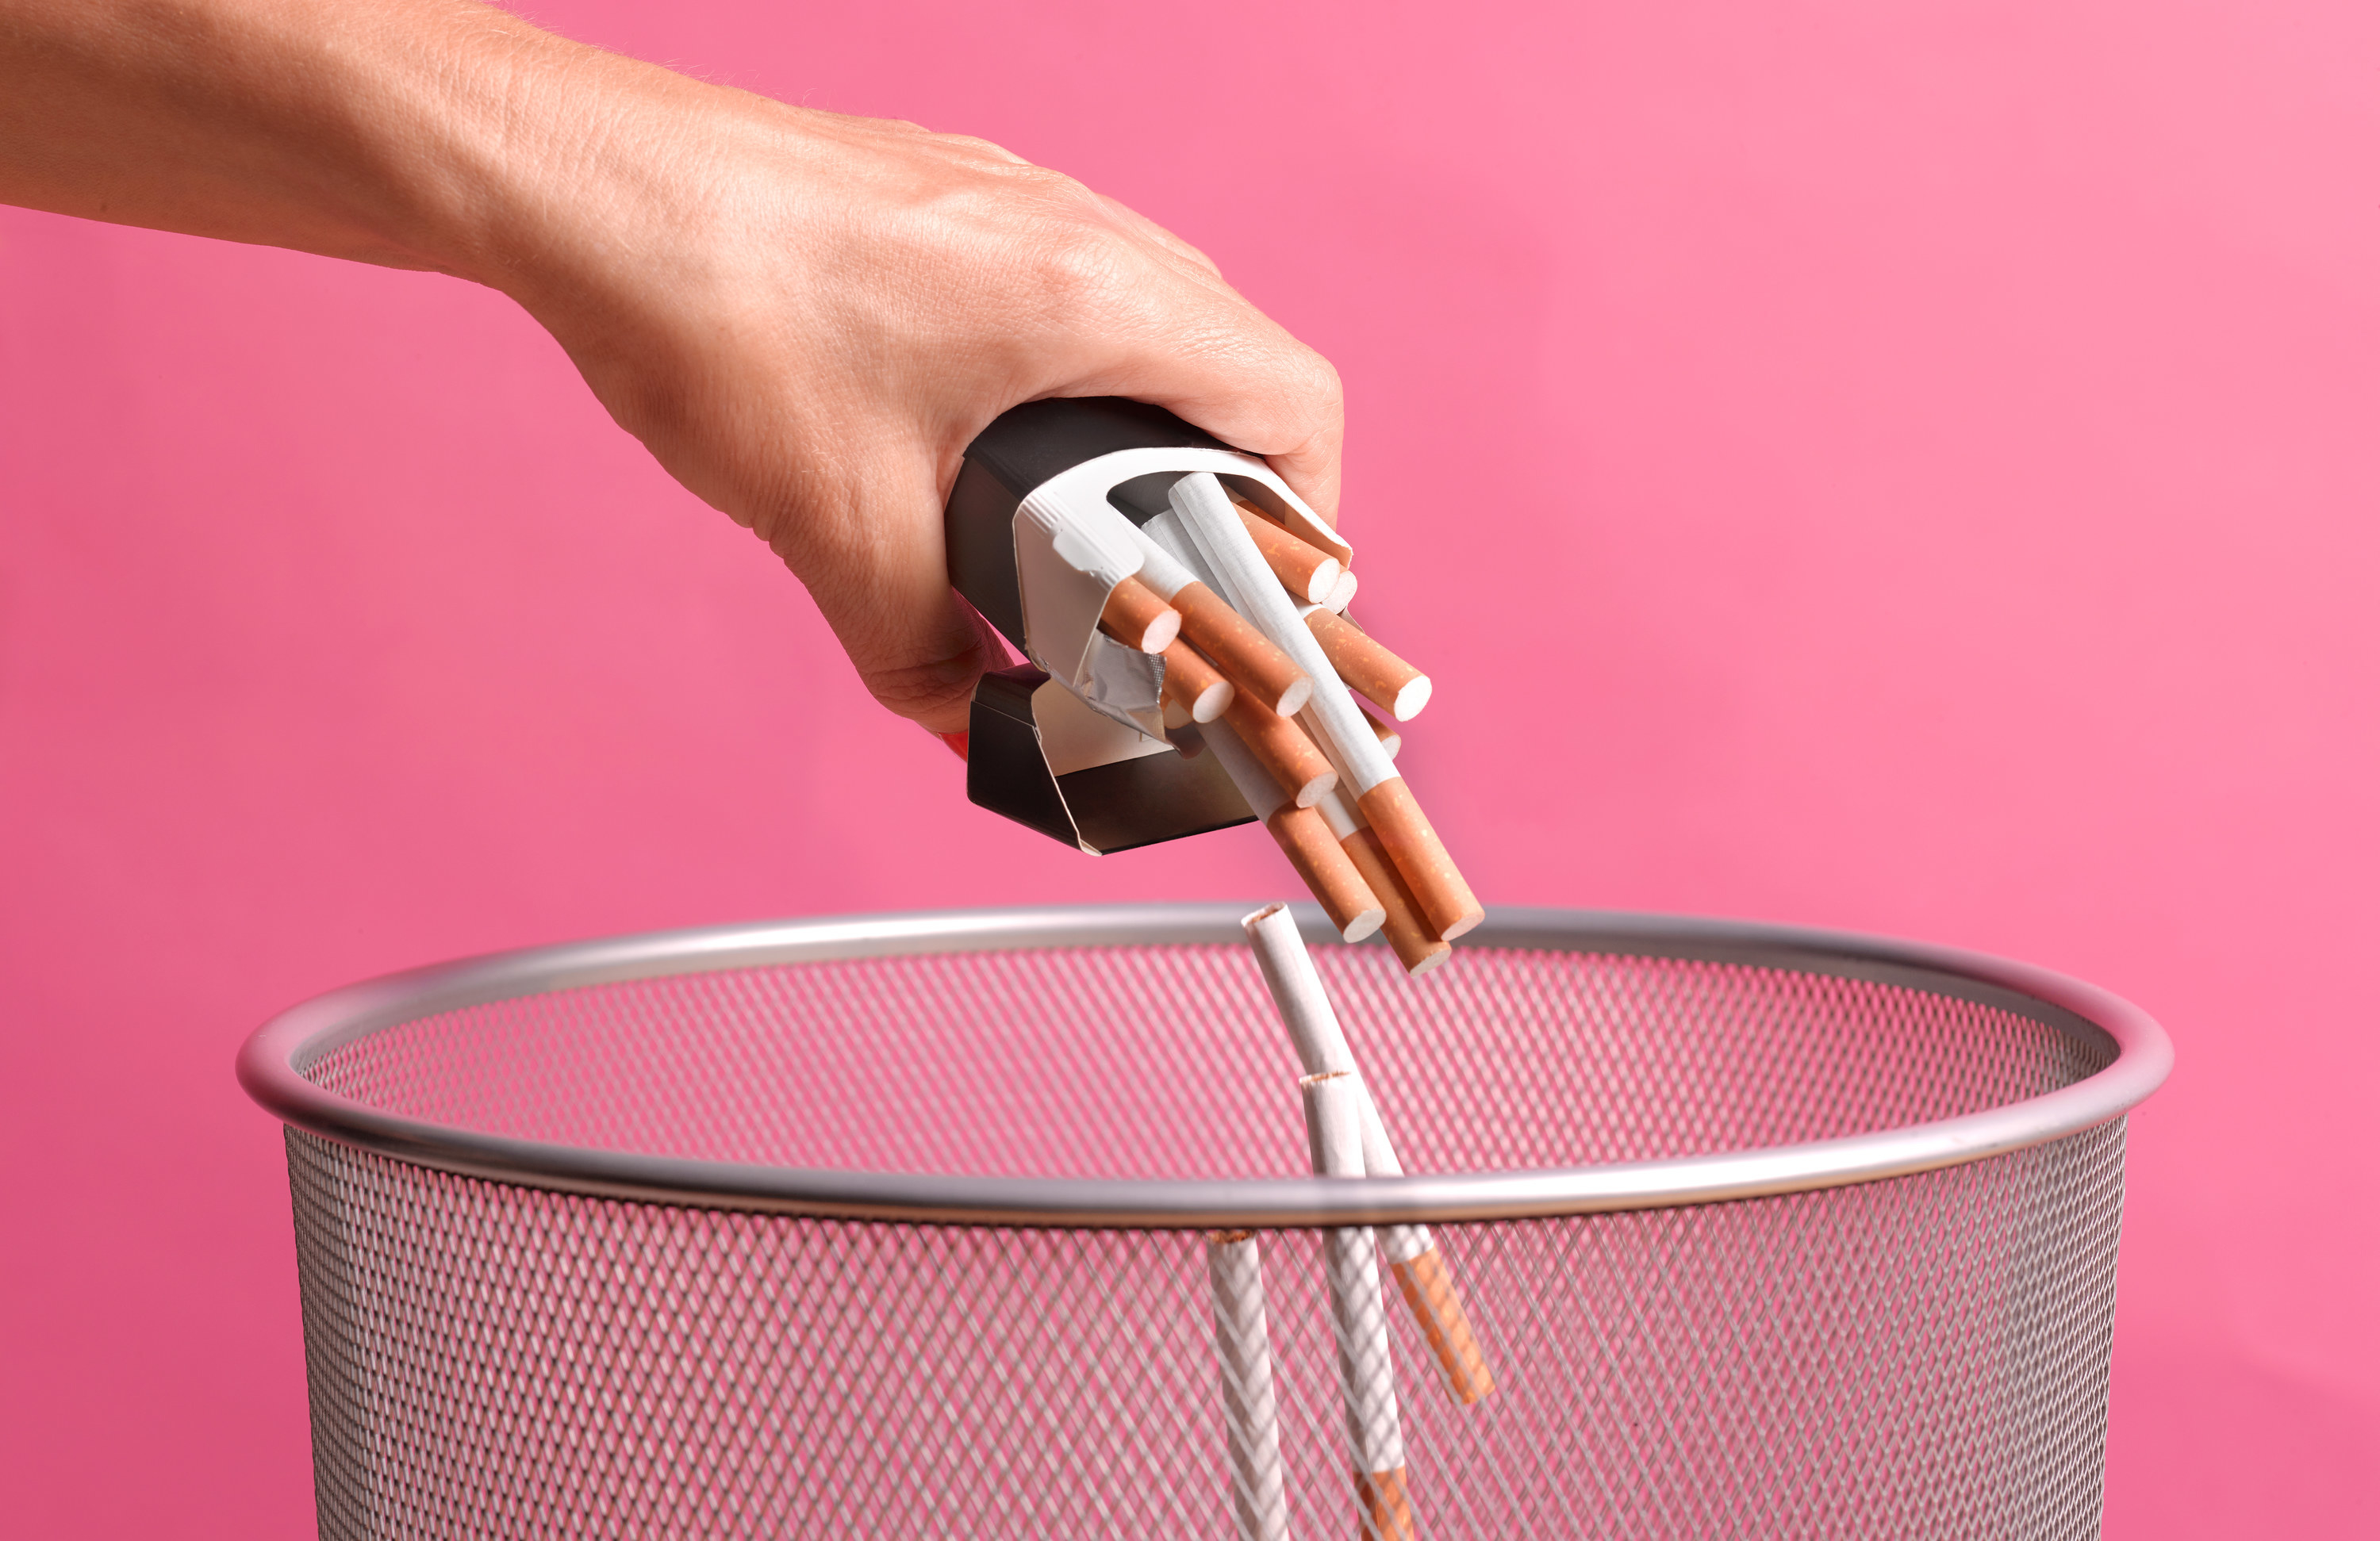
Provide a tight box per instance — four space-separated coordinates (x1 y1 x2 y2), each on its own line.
240 904 2171 1539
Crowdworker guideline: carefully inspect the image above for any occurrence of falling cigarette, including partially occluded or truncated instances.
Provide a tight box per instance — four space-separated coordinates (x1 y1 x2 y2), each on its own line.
1234 503 1344 605
1171 474 1480 941
1302 1071 1415 1541
1162 640 1235 723
1204 723 1384 942
1325 568 1359 614
1359 702 1401 761
1304 611 1430 723
1225 689 1338 809
1206 1231 1292 1541
1096 573 1182 654
1121 520 1311 718
1249 904 1488 1397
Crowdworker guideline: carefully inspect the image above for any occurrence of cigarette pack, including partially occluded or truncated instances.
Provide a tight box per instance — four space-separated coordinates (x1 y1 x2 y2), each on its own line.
945 397 1349 854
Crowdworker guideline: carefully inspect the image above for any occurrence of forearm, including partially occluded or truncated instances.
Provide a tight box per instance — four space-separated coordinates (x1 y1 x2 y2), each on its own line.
0 0 639 286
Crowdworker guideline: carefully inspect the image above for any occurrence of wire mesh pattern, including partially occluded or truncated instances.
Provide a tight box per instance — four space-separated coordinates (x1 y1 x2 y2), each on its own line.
298 945 2103 1179
279 936 2133 1539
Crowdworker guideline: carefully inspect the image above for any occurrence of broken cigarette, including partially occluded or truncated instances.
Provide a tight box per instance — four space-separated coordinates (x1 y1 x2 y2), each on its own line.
1096 573 1181 654
1248 905 1488 1398
1121 521 1311 718
1206 1231 1291 1541
1224 689 1337 809
1203 724 1383 942
1302 1071 1415 1541
1161 639 1234 723
1304 610 1430 723
1234 504 1343 605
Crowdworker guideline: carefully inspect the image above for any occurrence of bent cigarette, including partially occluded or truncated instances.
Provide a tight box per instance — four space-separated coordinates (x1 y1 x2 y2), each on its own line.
1206 1231 1291 1541
1098 573 1181 654
1123 521 1310 718
1234 504 1343 604
1360 702 1401 761
1305 611 1430 723
1225 690 1337 809
1161 640 1234 723
1325 567 1359 614
1302 1072 1412 1541
1247 904 1486 1399
1355 778 1484 941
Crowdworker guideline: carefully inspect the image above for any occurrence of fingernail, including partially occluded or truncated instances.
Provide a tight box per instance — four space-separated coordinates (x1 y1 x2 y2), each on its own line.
937 730 969 762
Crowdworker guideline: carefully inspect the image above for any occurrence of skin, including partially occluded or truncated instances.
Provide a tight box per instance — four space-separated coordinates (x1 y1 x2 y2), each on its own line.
0 0 1345 733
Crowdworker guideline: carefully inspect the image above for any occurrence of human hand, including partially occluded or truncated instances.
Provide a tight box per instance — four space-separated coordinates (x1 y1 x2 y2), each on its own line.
0 0 1345 734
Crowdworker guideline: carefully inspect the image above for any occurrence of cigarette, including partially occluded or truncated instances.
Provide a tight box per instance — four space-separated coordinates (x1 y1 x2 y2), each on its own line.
1234 503 1344 605
1247 904 1488 1400
1303 611 1430 723
1354 778 1483 942
1359 702 1401 761
1325 567 1359 613
1175 473 1480 949
1169 473 1397 795
1096 573 1181 654
1388 1247 1494 1406
1205 1230 1292 1541
1333 814 1453 978
1268 807 1386 942
1177 585 1312 718
1301 1071 1414 1541
1121 520 1311 718
1204 724 1383 942
1224 689 1338 809
1161 640 1235 723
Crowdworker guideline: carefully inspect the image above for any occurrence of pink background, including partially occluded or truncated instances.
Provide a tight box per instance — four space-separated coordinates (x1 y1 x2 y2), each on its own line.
3 1 2374 1532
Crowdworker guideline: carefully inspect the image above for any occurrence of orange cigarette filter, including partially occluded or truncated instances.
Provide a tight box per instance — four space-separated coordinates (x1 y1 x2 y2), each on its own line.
1173 582 1311 718
1159 640 1234 723
1304 610 1430 722
1098 574 1180 654
1234 504 1342 605
1392 1248 1495 1405
1265 804 1384 942
1340 825 1453 977
1354 1467 1415 1541
1226 692 1338 808
1357 777 1484 941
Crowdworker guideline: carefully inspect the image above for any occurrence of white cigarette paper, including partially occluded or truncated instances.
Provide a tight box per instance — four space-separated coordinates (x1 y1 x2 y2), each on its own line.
1301 1071 1410 1539
1250 904 1492 1402
1205 1231 1291 1541
1171 473 1397 796
1250 905 1432 1263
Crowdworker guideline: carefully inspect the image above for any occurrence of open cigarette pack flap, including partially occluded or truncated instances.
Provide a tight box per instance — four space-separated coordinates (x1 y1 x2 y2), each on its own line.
946 397 1351 855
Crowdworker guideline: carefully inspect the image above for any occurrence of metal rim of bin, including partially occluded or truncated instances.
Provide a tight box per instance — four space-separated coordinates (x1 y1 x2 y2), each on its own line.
236 903 2171 1229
